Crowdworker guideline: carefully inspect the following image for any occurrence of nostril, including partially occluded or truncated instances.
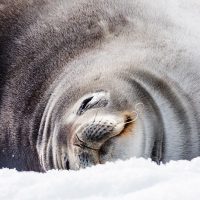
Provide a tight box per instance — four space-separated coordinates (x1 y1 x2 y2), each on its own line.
125 116 133 123
123 115 135 129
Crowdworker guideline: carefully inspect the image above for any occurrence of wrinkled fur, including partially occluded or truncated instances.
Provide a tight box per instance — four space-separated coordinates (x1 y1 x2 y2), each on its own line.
0 0 200 171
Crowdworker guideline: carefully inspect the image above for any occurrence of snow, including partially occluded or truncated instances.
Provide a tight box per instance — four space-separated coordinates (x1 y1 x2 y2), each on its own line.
1 158 200 200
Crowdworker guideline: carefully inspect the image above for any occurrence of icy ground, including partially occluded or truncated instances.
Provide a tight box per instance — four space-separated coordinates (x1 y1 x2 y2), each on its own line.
0 158 200 200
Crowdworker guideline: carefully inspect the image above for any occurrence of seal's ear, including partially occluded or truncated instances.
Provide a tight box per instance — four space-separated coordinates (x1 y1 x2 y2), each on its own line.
77 91 109 115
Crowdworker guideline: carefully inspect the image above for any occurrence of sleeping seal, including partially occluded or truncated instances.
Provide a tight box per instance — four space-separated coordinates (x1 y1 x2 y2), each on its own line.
0 0 200 171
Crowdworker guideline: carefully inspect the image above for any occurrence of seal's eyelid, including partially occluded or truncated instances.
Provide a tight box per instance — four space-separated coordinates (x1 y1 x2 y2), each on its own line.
77 96 94 115
77 95 109 115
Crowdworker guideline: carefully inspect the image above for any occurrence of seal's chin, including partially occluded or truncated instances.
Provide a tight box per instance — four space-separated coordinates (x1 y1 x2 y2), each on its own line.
69 112 136 170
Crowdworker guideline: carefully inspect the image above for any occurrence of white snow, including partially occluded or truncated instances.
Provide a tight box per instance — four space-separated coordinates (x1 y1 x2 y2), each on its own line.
1 158 200 200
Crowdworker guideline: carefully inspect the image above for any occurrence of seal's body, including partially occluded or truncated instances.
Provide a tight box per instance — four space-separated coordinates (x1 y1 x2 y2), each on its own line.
0 0 200 171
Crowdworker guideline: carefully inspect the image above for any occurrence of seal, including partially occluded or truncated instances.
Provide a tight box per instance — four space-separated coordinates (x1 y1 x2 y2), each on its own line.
0 0 200 171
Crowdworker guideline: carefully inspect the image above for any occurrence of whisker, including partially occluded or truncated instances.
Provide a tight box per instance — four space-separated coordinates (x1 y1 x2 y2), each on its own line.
91 105 141 128
75 134 99 151
135 102 144 112
114 110 138 127
92 110 99 123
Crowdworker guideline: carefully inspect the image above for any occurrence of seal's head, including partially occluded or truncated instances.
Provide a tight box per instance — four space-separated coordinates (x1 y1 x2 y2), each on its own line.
65 91 137 170
37 86 144 171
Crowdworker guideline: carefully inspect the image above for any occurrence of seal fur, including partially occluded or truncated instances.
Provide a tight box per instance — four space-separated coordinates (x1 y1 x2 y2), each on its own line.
0 0 200 171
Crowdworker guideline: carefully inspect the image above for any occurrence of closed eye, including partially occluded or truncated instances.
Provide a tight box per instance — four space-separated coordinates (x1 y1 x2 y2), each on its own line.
77 92 109 115
77 96 94 115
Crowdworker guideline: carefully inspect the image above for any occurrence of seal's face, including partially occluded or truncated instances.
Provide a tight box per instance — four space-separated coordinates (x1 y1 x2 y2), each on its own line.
60 91 137 170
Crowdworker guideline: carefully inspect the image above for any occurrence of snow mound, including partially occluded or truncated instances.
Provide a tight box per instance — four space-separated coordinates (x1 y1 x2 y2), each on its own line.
0 158 200 200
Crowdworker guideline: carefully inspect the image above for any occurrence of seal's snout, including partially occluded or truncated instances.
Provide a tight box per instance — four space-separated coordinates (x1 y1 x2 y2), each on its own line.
68 111 137 169
70 117 123 169
78 122 115 147
75 116 125 150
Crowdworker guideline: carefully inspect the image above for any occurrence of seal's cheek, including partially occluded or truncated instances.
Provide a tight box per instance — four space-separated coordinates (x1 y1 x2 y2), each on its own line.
99 133 138 164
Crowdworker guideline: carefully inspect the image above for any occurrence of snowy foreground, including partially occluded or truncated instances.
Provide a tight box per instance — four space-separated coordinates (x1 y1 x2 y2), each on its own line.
0 158 200 200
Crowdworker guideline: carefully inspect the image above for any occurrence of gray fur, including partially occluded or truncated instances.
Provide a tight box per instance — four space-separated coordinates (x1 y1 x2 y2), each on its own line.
0 0 200 171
